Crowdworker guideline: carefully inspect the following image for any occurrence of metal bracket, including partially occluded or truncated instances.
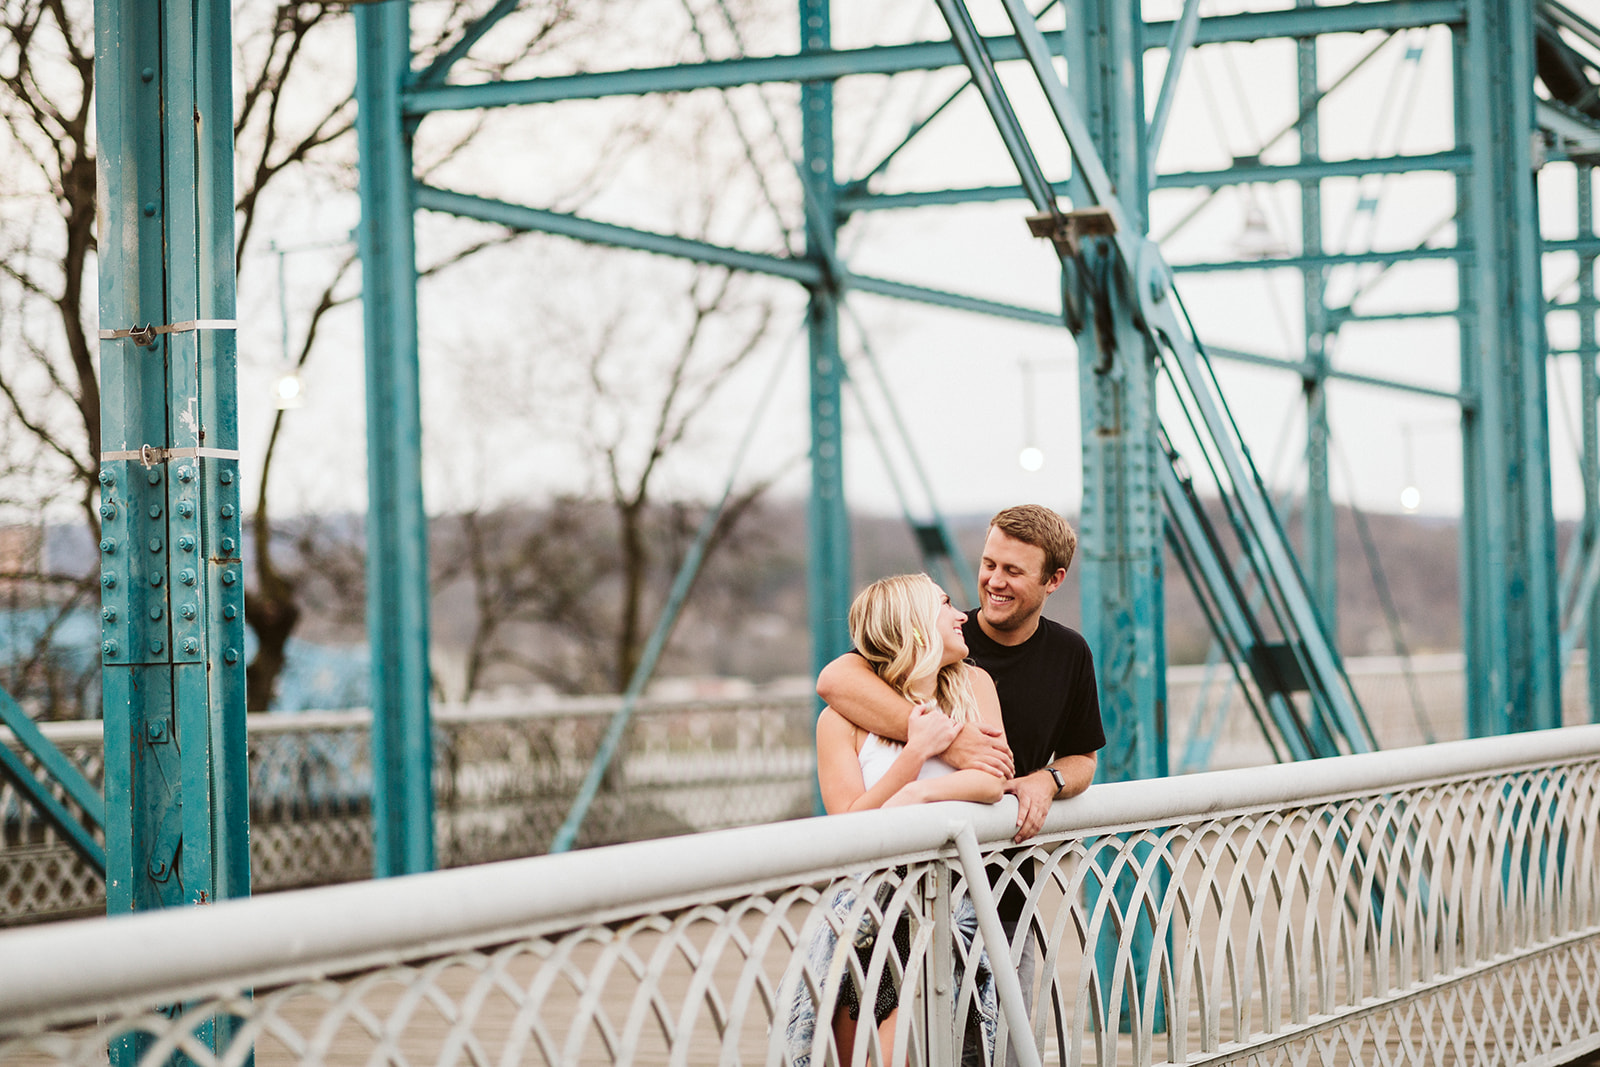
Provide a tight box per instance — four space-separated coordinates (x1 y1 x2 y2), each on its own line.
97 319 237 348
100 446 241 467
1026 205 1117 257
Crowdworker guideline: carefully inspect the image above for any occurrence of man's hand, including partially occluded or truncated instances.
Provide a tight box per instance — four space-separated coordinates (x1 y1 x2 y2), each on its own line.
941 720 1014 779
1004 770 1057 844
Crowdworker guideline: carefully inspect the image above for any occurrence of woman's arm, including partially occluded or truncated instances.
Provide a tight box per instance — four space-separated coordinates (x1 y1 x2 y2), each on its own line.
883 666 1007 806
816 705 959 814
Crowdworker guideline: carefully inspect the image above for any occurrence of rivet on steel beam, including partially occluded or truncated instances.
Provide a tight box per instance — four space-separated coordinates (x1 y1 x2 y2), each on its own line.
100 503 116 520
178 535 195 552
176 465 194 483
220 504 235 519
149 606 162 620
148 504 162 519
149 857 166 878
180 604 196 620
222 570 237 585
150 573 163 587
100 539 115 554
145 720 165 741
221 537 236 554
223 605 236 620
102 641 117 657
182 638 199 655
143 203 156 218
102 608 116 622
180 569 196 586
146 468 160 485
98 469 115 486
220 470 234 485
140 67 154 82
101 574 116 588
224 648 238 664
149 537 162 553
178 501 194 518
150 638 164 653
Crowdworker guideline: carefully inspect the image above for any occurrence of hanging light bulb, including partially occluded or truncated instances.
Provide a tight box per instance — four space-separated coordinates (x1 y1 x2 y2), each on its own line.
273 370 303 409
1400 485 1420 512
1019 446 1044 472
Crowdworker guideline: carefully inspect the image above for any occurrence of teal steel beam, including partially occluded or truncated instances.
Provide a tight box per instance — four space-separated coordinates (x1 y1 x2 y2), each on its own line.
1174 246 1465 272
1058 0 1164 787
802 0 850 820
840 152 1472 216
1143 0 1465 44
1576 165 1600 721
1299 3 1338 637
1206 347 1470 403
356 2 434 876
94 0 250 921
1456 0 1561 737
414 184 1062 325
0 688 104 873
837 152 1473 214
412 0 519 89
402 1 1462 114
1153 150 1473 189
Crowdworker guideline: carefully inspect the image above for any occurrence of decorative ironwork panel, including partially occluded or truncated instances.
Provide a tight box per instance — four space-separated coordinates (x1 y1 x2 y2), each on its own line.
1 728 1597 1067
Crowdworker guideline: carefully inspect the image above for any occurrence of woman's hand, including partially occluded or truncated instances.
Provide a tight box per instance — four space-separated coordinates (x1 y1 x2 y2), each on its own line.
905 701 959 761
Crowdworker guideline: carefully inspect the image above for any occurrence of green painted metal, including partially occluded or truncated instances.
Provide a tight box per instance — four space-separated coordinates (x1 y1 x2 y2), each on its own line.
1580 166 1600 723
1063 0 1165 786
94 0 249 919
0 686 104 873
802 1 852 770
356 1 434 877
403 1 1462 115
1457 0 1562 736
414 185 1060 326
1297 3 1338 636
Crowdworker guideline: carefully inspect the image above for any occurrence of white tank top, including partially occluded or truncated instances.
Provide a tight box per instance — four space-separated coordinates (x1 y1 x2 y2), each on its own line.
857 730 957 789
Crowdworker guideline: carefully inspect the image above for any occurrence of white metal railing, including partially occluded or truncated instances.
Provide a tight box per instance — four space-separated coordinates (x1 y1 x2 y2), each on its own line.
1 725 1597 1066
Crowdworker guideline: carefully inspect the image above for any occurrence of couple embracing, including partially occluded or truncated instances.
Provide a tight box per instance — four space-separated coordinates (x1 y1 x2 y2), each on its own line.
798 505 1107 1065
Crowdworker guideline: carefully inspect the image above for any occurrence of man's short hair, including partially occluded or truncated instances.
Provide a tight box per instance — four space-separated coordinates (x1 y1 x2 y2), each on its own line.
989 505 1077 579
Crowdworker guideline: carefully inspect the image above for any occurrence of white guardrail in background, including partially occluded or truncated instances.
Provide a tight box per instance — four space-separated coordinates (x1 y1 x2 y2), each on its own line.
0 725 1597 1066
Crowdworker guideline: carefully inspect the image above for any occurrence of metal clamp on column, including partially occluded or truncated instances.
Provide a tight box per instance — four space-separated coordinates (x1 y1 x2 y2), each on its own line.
98 319 237 347
101 446 242 467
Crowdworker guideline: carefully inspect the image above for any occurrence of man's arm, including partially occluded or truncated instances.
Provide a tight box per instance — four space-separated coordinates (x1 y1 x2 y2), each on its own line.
816 653 1014 777
1005 751 1096 844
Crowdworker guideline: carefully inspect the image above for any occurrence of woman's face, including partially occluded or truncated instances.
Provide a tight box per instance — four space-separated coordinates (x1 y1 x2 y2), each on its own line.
934 588 968 667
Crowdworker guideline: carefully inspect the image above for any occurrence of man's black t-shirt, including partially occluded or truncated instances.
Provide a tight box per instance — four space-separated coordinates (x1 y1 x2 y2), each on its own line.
961 611 1105 776
962 610 1105 928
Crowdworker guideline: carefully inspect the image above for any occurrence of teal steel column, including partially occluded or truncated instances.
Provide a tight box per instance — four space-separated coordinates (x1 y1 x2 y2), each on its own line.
94 0 249 920
1298 6 1337 628
356 2 434 875
802 0 852 722
1579 165 1600 722
1069 0 1165 785
1072 0 1167 1036
1456 0 1561 737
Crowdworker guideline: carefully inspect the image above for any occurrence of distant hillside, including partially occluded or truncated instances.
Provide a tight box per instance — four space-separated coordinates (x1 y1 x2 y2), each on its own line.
12 498 1539 712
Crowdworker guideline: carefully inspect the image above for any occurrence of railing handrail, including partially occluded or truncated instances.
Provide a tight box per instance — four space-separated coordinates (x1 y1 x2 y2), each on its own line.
3 722 1597 1035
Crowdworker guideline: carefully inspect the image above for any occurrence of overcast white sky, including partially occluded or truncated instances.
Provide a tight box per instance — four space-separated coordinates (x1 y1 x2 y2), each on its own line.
232 1 1598 529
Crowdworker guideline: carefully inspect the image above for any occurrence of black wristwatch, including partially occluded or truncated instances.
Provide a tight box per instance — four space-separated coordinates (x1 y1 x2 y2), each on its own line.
1046 766 1065 796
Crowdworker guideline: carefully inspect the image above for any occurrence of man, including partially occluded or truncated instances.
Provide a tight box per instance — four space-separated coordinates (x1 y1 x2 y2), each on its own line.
815 504 1105 1065
815 504 1104 842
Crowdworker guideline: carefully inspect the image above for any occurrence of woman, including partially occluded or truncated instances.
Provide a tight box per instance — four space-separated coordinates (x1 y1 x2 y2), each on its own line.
794 574 1006 1066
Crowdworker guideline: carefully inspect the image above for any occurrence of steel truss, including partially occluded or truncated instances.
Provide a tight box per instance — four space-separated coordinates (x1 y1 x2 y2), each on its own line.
6 0 1597 908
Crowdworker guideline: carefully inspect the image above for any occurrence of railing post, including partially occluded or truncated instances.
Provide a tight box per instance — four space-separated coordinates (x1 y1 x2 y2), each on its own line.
952 823 1042 1067
926 860 956 1067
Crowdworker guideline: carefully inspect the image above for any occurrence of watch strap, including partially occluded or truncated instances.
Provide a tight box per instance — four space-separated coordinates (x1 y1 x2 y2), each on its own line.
1046 766 1065 796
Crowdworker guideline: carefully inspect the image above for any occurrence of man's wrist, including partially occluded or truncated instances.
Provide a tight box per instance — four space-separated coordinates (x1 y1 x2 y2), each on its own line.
1044 765 1066 797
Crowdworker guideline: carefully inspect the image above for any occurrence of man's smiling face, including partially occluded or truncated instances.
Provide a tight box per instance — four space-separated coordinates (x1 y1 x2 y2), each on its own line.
976 527 1063 641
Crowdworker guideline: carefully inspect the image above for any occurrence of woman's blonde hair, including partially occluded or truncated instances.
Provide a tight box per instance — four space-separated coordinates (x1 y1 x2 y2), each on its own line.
848 573 979 726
